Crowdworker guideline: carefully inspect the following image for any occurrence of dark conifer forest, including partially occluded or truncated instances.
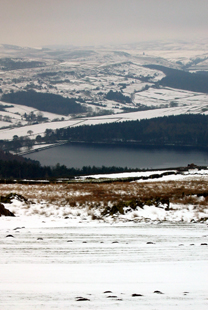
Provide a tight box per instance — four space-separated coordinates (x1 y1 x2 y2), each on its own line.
144 65 208 93
1 91 87 115
45 114 208 148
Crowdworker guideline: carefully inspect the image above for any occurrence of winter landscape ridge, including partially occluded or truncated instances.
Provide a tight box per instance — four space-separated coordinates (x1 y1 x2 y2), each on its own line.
0 40 208 144
0 40 208 309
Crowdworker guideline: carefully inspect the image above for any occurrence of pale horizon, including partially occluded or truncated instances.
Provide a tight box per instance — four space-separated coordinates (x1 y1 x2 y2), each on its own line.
0 0 207 49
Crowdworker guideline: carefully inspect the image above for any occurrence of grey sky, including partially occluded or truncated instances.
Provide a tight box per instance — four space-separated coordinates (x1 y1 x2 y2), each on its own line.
0 0 207 47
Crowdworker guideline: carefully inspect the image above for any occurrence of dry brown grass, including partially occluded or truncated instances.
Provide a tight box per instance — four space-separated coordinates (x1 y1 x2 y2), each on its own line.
1 180 208 209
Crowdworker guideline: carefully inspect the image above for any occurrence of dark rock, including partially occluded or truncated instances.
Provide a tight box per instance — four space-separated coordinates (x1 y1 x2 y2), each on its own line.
132 293 143 297
0 203 15 217
67 240 73 242
6 234 14 238
76 297 90 301
0 193 27 204
201 243 207 246
183 291 189 295
37 237 43 240
107 296 117 298
14 226 25 230
103 291 112 294
154 290 164 294
146 242 155 244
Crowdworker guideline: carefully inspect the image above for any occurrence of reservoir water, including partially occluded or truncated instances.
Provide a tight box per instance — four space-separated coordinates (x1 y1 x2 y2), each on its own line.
24 143 208 169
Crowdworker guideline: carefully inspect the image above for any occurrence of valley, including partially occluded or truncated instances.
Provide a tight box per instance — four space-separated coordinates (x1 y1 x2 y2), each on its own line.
0 40 208 145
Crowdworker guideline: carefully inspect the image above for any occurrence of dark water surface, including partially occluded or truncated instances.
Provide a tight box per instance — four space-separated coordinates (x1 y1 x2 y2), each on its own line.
24 143 208 169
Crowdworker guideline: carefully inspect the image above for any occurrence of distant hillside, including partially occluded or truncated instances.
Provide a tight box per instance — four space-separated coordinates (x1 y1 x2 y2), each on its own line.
1 90 88 115
144 65 208 93
0 58 45 71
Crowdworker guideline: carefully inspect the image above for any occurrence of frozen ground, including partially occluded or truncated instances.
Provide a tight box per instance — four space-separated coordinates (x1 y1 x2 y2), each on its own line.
0 216 208 310
1 171 208 309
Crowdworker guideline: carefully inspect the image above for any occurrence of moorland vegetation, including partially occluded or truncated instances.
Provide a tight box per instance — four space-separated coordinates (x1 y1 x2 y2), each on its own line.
1 179 208 221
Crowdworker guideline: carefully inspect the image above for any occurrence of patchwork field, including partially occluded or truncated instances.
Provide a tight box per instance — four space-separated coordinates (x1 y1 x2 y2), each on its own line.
0 40 208 141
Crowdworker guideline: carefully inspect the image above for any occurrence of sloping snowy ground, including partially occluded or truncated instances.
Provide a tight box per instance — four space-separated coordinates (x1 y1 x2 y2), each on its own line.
1 88 208 140
1 171 208 309
0 104 199 140
0 217 208 310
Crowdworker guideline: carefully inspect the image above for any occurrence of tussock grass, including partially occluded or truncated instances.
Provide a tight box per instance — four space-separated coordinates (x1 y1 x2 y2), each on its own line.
1 180 208 211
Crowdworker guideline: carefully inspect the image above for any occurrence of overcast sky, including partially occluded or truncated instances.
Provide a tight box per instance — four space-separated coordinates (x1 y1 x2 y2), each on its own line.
0 0 207 48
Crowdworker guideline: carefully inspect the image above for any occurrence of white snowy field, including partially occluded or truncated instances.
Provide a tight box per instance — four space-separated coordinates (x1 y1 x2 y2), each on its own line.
1 175 208 309
1 99 207 143
0 118 82 140
80 169 176 180
0 104 198 140
81 169 208 183
1 168 208 309
0 216 208 310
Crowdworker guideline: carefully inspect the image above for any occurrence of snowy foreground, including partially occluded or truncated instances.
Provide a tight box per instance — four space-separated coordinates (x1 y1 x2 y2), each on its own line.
1 175 208 310
0 216 208 310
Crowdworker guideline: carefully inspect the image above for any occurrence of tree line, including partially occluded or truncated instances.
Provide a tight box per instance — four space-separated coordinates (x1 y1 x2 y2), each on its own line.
1 90 88 115
0 157 136 180
1 114 208 154
43 114 208 148
144 65 208 93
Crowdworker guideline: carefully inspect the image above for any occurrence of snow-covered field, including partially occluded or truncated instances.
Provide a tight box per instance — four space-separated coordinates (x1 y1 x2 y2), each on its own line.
1 216 208 309
0 104 200 140
81 168 208 182
1 171 208 309
0 40 208 141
